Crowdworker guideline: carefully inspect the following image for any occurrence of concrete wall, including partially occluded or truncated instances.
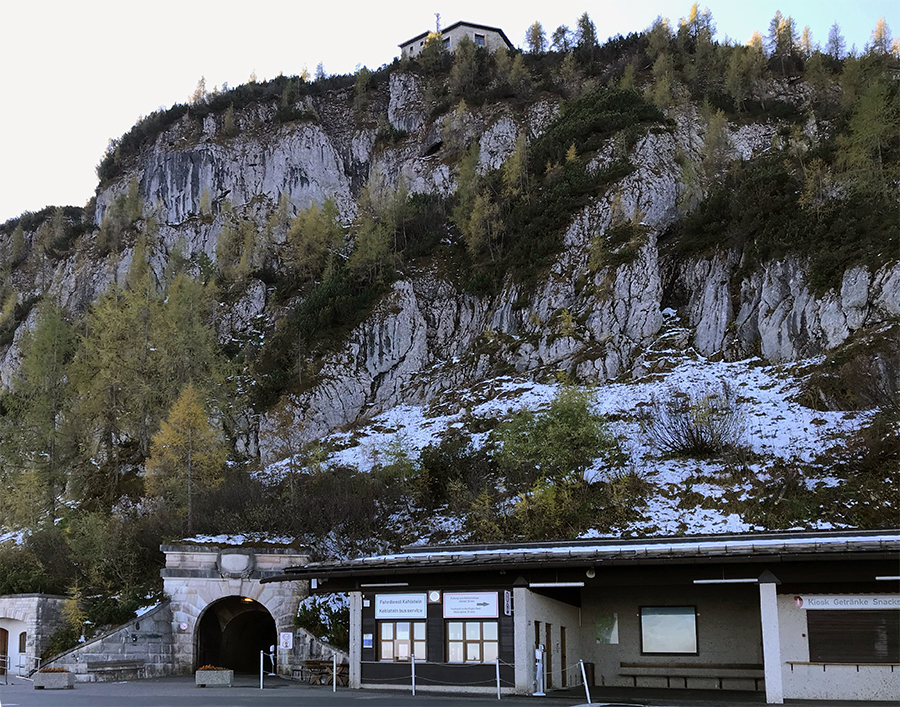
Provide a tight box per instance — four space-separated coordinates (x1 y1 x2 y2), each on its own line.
778 594 900 701
0 594 66 673
39 601 173 682
526 591 583 690
579 584 763 690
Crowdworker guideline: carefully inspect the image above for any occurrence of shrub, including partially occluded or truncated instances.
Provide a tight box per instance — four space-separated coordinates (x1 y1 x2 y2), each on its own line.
492 385 624 484
639 382 745 456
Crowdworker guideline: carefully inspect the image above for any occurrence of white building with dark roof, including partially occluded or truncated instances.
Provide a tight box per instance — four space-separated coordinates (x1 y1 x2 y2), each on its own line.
400 21 513 59
263 529 900 703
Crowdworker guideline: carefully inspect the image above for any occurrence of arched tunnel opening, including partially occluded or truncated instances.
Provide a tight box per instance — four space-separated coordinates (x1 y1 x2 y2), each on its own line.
196 597 276 673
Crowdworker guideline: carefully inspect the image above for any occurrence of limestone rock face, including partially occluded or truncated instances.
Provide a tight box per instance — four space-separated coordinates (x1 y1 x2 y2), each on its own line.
1 82 897 460
678 257 900 362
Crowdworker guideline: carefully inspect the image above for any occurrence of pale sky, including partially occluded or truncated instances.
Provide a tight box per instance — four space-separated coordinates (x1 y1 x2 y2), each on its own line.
0 0 896 224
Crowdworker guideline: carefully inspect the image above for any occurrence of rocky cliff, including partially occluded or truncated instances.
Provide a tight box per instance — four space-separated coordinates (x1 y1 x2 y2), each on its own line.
1 71 897 460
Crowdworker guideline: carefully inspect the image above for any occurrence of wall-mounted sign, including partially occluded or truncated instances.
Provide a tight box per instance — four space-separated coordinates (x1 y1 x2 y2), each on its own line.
428 590 442 603
504 590 512 616
279 631 294 650
443 592 499 618
794 595 900 610
375 593 428 619
363 633 374 649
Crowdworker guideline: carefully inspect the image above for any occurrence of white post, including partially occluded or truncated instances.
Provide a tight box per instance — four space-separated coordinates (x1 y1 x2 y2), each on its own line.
580 659 592 704
496 656 501 700
333 653 337 692
760 581 784 704
513 587 531 695
259 650 264 689
411 653 416 696
349 591 362 689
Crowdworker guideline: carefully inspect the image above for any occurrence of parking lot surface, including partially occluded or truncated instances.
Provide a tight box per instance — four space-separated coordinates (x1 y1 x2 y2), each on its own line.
0 674 888 707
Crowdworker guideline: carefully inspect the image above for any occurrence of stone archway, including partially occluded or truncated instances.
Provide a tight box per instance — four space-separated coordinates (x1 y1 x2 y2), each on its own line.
161 544 308 675
196 596 276 672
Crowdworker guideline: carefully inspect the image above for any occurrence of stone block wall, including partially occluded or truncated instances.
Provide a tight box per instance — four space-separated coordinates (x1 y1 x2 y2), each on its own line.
38 601 173 682
0 594 67 671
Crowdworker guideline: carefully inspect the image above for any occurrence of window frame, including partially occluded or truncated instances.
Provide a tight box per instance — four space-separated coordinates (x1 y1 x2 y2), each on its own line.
639 605 699 656
474 33 486 46
445 619 499 664
377 620 426 662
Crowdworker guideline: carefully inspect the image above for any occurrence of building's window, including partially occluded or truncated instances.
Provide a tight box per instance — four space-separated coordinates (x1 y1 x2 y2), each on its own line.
447 620 498 663
474 33 485 46
443 37 451 48
640 606 698 654
379 621 425 661
18 632 26 653
807 610 899 663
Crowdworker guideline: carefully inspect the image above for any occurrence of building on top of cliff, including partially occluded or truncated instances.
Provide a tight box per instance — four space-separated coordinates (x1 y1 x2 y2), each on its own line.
400 21 513 59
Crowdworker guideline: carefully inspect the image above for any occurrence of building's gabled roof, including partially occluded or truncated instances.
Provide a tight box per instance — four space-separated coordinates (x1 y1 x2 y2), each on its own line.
261 529 900 584
399 21 514 51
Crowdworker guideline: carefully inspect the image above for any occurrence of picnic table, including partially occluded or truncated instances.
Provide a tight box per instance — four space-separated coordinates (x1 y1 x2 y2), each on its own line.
296 659 348 686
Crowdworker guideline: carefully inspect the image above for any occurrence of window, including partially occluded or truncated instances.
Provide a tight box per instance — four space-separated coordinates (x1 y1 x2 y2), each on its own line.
443 37 451 48
379 621 425 661
474 33 485 46
807 610 899 663
447 620 498 663
18 632 26 653
640 607 698 654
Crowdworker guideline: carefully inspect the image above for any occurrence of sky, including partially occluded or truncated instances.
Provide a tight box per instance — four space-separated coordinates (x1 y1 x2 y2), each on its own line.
0 0 897 224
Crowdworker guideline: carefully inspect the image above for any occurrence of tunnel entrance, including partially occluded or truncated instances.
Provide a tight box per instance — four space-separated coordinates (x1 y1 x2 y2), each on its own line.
196 597 276 673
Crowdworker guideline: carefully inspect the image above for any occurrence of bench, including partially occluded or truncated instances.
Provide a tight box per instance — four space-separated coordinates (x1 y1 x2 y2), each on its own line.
86 659 146 681
619 662 764 690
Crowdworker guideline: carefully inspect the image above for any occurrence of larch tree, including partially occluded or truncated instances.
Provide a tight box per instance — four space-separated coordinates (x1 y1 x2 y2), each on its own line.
826 23 846 59
144 384 226 534
287 197 344 283
526 21 546 54
14 301 76 519
868 18 893 55
551 25 572 52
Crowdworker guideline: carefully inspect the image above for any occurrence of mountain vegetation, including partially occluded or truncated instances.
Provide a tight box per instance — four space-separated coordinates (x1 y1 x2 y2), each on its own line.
0 6 898 655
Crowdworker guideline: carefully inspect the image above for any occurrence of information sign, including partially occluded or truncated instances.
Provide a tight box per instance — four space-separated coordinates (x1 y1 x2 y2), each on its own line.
375 593 428 619
793 594 900 609
443 591 499 618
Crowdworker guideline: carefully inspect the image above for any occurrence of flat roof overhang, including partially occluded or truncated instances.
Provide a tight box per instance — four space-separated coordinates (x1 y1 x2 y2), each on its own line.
261 530 900 589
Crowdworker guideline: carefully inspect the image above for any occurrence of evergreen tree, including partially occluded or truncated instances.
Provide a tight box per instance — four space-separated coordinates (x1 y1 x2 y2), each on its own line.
575 12 597 59
449 36 478 97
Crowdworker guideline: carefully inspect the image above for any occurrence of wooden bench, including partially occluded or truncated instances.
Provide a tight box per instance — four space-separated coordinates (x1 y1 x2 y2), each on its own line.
619 662 764 690
86 659 146 680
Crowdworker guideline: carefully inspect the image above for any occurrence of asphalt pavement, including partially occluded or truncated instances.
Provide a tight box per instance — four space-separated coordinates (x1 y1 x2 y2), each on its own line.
0 674 889 707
